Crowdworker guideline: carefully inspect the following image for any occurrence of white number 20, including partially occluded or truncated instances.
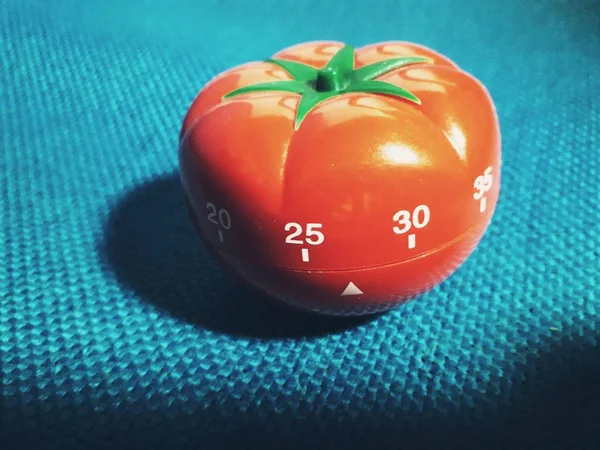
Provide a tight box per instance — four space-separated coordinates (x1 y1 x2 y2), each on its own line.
393 205 430 234
285 223 325 245
206 202 231 229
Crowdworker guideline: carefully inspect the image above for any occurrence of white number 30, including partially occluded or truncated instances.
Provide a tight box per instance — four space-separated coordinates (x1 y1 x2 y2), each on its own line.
393 205 430 234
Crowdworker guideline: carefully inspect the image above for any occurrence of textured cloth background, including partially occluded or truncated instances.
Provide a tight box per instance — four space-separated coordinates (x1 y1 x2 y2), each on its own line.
1 0 599 449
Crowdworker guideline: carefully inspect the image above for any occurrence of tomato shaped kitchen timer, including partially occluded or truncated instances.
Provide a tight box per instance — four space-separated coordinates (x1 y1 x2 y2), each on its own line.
179 41 501 316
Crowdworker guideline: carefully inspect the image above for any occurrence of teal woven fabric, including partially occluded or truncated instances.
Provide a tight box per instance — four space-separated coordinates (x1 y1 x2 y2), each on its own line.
2 1 599 449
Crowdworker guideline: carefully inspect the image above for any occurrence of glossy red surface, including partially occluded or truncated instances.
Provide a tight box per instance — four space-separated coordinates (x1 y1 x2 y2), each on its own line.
179 40 501 315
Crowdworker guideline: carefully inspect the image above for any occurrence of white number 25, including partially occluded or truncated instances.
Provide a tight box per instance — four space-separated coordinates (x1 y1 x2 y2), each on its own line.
285 223 325 245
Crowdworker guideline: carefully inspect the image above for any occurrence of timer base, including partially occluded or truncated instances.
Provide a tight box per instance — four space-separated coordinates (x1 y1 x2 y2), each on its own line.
203 217 490 316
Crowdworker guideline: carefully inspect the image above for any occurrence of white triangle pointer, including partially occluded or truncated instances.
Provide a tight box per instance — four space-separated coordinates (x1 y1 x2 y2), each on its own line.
341 282 364 296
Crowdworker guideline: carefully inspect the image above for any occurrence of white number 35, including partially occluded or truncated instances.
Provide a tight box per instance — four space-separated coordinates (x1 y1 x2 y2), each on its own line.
473 166 493 200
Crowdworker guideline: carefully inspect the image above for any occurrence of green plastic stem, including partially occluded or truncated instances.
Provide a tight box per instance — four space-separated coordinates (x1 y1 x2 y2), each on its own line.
224 44 432 129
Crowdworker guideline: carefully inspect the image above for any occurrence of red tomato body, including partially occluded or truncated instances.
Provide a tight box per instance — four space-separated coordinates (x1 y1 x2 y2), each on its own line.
179 41 501 316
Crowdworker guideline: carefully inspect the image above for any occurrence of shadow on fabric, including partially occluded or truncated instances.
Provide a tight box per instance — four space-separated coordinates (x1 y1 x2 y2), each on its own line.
100 172 376 339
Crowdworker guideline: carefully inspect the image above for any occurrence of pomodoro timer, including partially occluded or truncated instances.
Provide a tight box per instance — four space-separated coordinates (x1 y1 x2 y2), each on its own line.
179 41 501 316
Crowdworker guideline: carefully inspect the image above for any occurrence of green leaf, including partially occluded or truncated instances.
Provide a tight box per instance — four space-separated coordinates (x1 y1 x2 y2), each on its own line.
294 89 338 129
344 80 422 104
224 80 307 98
353 57 432 82
323 44 355 74
266 58 318 82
